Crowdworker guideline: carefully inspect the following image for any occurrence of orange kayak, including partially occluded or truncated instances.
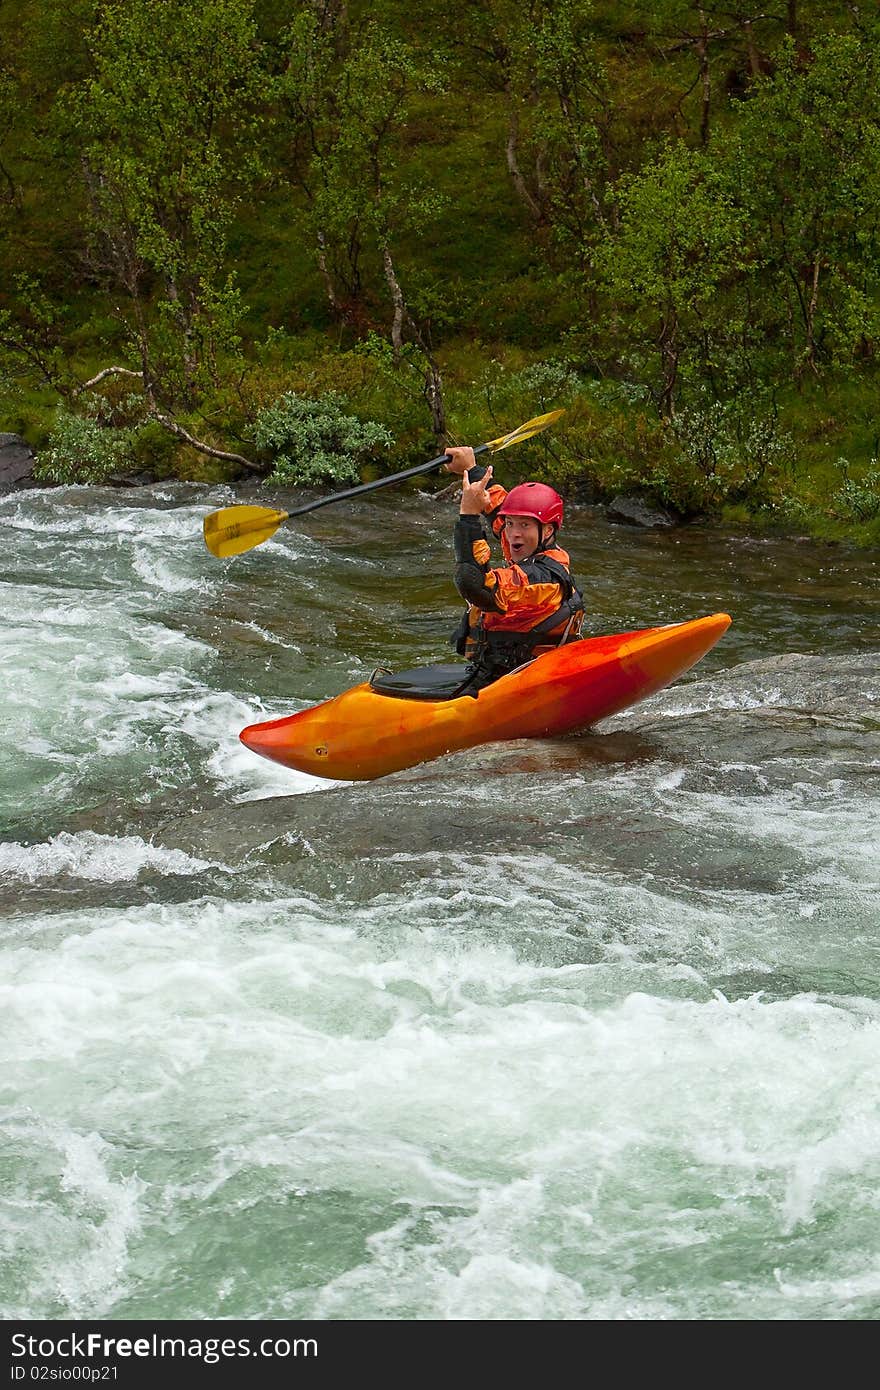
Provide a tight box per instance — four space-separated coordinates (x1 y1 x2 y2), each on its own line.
240 612 731 781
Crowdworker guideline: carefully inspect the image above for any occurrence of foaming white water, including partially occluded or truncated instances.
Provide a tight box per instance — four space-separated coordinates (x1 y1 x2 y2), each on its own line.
2 1119 144 1318
1 491 203 540
131 547 210 595
375 833 880 1019
1 488 336 823
311 997 880 1319
639 765 880 889
183 693 342 799
230 619 300 650
0 492 223 595
4 892 879 1318
0 580 217 824
0 831 217 883
612 688 776 719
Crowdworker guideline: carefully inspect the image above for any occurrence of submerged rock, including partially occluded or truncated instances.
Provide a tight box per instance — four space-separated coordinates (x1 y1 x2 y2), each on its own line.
621 651 880 722
606 494 680 528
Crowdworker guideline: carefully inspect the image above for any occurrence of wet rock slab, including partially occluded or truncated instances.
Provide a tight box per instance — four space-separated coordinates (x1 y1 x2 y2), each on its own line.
606 494 680 528
0 433 35 490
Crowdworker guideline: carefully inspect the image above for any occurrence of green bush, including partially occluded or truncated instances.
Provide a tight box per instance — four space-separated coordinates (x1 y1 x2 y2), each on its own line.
665 398 797 514
831 460 880 520
249 390 394 486
449 356 587 459
34 410 136 484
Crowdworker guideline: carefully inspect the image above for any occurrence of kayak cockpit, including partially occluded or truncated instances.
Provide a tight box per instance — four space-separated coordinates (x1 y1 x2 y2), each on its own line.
368 663 481 701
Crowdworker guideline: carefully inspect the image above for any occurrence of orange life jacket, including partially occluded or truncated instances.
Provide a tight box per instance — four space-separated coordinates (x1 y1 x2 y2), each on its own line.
451 479 584 679
459 545 584 671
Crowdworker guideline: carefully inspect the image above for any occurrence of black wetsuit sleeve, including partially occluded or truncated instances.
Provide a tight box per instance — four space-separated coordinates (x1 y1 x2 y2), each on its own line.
463 462 490 483
453 515 505 612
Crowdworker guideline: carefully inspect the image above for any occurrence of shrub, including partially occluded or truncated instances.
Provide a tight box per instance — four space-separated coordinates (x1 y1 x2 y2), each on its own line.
35 410 135 484
249 391 394 485
667 398 797 513
831 460 880 521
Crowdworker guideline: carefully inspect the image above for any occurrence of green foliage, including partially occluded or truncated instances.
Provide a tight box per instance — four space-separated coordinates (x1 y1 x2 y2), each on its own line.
521 0 617 256
596 140 750 414
249 391 394 485
279 13 446 289
129 419 179 475
0 279 77 396
602 142 747 304
4 1 880 541
275 11 450 434
470 357 584 435
451 0 616 259
62 0 267 405
831 461 880 521
353 334 443 427
666 397 797 513
729 32 880 373
522 379 800 519
547 380 672 497
35 408 136 484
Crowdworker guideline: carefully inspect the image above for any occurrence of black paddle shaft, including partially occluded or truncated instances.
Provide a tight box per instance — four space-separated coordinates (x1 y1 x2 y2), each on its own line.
283 443 491 519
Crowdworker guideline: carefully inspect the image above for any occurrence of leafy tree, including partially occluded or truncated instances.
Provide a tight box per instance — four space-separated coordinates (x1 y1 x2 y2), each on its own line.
0 65 19 208
596 140 749 415
0 277 76 397
278 11 449 438
524 0 616 258
65 0 268 413
623 2 775 149
447 0 616 257
729 31 880 378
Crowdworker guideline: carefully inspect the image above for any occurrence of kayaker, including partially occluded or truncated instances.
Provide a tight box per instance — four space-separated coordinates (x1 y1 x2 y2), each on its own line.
444 445 584 689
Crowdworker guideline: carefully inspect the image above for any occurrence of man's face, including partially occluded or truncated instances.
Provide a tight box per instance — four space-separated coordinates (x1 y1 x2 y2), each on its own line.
504 515 546 561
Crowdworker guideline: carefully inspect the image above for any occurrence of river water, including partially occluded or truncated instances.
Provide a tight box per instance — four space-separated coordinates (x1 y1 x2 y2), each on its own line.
2 480 879 1321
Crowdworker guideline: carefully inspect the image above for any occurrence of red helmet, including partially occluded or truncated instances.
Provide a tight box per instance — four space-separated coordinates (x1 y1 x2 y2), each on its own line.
498 482 564 528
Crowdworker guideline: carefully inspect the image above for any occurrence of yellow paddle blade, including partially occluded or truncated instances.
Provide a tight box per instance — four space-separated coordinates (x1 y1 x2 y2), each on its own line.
203 505 290 558
485 407 566 454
